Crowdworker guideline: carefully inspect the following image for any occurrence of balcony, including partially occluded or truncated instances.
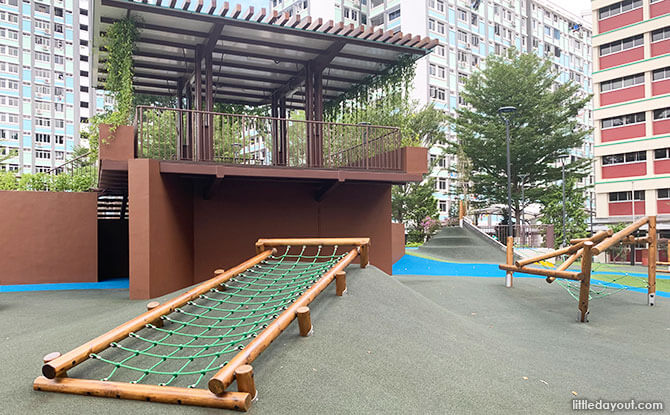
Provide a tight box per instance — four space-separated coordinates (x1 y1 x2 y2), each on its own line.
134 106 404 172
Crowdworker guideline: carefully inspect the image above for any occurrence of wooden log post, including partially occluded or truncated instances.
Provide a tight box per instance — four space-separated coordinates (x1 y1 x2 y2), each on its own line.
234 365 257 402
207 248 360 396
505 236 514 288
33 377 251 411
42 250 274 380
578 241 593 322
296 306 313 337
335 271 346 296
359 243 369 268
146 301 163 328
43 353 66 377
648 216 657 306
547 230 612 283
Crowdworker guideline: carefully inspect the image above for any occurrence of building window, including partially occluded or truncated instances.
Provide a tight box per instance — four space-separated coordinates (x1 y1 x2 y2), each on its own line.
602 151 646 165
654 147 670 159
388 9 400 21
35 117 51 127
599 0 643 20
429 86 446 101
35 133 51 143
0 27 18 40
652 27 670 43
600 34 643 56
0 129 19 140
654 107 670 120
436 45 445 56
439 200 447 212
600 73 644 92
437 21 444 34
0 96 19 106
0 78 19 90
34 51 50 63
34 3 50 13
458 9 467 22
609 191 644 202
601 112 645 129
54 135 64 144
653 67 670 81
437 178 447 191
35 150 51 160
658 188 670 199
457 30 467 43
0 45 19 57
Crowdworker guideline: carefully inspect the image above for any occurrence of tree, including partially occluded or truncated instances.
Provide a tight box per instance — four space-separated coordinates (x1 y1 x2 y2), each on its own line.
392 178 439 242
448 49 591 225
539 177 588 248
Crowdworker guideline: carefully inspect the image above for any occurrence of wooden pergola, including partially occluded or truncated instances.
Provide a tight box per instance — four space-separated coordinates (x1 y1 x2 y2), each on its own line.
92 0 438 166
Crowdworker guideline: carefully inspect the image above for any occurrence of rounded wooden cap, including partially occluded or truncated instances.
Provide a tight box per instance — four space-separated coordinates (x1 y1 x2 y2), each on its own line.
336 271 346 276
234 364 253 376
43 352 61 364
146 301 160 310
214 269 226 275
296 306 310 314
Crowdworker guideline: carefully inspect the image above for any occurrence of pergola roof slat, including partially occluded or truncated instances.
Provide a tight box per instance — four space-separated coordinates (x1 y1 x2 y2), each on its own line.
92 0 437 110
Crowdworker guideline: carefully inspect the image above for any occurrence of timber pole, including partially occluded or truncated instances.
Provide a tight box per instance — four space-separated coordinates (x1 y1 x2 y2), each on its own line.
578 241 593 322
505 236 514 288
648 216 657 306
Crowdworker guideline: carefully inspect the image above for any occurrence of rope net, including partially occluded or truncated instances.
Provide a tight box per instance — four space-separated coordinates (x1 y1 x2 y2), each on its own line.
81 245 346 389
547 247 647 301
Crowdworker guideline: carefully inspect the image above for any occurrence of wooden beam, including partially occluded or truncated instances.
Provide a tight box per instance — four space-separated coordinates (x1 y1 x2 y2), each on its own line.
498 264 582 281
648 216 657 306
592 217 650 255
256 238 370 247
578 242 593 322
208 248 361 395
33 377 251 411
41 250 274 379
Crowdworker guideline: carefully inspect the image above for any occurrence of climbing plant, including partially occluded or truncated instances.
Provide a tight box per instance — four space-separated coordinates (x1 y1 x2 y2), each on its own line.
86 17 139 156
104 17 139 124
325 55 416 125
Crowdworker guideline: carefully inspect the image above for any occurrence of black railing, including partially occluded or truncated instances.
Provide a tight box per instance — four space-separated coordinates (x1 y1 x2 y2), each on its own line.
134 106 404 171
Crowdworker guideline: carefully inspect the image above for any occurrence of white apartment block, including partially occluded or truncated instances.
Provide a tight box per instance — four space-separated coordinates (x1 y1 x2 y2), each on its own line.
0 0 109 174
271 0 593 220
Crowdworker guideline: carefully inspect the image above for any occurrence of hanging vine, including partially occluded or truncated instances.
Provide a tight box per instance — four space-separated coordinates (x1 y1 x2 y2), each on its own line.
324 54 417 125
104 17 139 125
85 17 139 155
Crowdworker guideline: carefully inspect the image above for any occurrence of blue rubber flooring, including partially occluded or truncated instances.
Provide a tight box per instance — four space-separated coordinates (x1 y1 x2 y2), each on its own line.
393 253 670 297
0 278 129 293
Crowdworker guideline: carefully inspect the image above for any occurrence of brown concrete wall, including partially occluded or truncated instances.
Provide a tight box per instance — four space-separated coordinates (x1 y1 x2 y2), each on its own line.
128 159 194 299
128 170 395 299
391 222 406 265
192 180 394 282
0 191 97 285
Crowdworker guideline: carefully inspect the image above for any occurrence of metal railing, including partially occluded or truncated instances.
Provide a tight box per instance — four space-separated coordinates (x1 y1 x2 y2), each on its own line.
474 223 555 248
44 151 98 192
134 106 403 171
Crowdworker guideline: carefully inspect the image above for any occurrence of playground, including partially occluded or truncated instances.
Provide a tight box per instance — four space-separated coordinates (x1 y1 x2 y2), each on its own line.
2 255 668 414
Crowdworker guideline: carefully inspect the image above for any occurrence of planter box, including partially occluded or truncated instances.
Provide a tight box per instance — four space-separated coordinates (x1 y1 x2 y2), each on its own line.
100 124 135 161
402 147 428 175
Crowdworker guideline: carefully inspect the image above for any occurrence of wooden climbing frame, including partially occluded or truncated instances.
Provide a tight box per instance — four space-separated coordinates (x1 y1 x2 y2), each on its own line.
499 217 658 321
34 238 370 411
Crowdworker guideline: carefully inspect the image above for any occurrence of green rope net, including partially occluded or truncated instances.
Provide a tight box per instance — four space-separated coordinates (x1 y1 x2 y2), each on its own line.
548 247 648 301
82 245 346 389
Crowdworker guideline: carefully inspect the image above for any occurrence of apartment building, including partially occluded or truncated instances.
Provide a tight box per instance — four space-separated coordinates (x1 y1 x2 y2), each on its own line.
0 0 108 174
271 0 593 220
591 0 670 229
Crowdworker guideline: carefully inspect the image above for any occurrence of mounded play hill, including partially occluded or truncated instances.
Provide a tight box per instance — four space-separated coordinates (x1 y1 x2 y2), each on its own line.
4 265 669 414
414 225 508 264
